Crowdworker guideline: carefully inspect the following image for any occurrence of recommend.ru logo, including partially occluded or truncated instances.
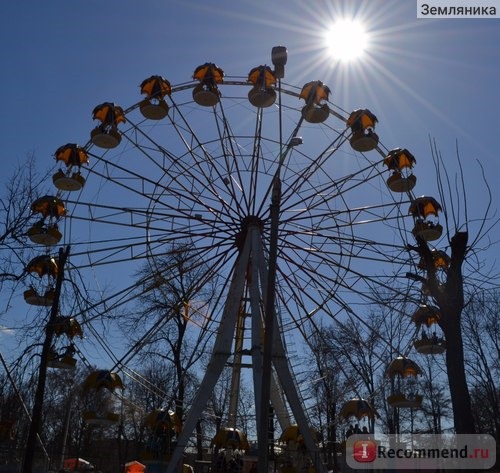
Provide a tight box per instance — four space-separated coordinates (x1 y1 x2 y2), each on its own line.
346 433 496 470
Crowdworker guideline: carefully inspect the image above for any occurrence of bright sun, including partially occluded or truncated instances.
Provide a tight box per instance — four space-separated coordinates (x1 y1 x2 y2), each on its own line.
324 19 369 61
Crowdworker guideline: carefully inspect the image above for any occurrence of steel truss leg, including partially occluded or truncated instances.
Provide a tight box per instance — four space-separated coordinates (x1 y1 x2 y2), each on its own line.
165 235 252 473
166 225 325 473
254 229 326 473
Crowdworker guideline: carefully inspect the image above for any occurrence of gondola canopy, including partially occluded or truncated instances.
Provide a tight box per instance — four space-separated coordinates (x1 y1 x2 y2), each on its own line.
83 370 124 391
140 75 172 99
31 196 66 219
418 249 450 270
53 317 83 339
92 102 126 126
411 305 440 327
339 399 376 420
409 196 442 219
248 65 276 88
211 427 249 450
347 109 378 131
299 81 331 123
384 148 416 171
26 255 58 278
193 63 224 83
55 144 89 167
143 409 181 433
299 81 330 104
385 357 421 378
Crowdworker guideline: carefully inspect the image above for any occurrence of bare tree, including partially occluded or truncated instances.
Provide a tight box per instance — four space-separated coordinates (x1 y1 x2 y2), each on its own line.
417 356 449 434
0 153 51 289
411 140 499 433
0 154 68 473
462 289 500 437
0 366 31 466
306 327 350 471
124 243 217 438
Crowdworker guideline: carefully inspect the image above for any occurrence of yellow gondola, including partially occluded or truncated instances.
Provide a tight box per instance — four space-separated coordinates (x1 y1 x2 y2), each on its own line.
82 370 123 425
211 427 249 451
383 148 417 192
247 65 277 108
139 75 171 120
24 256 58 307
299 81 330 123
83 370 124 391
27 196 66 245
53 144 89 191
192 63 224 107
347 109 379 152
409 196 443 241
386 357 422 408
279 424 319 452
90 102 126 149
143 409 181 434
53 316 83 339
26 255 58 278
411 306 446 355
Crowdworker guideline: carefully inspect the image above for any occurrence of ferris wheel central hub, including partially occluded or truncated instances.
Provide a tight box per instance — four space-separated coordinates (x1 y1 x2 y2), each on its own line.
235 215 264 250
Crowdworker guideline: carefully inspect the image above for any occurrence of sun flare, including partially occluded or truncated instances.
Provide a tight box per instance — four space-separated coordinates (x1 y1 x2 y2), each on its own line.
324 19 369 61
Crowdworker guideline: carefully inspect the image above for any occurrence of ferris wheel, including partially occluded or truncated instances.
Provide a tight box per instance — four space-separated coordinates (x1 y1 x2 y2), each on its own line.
23 47 446 472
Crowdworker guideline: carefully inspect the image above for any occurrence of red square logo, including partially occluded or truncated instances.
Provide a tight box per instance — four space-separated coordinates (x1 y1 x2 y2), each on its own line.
353 440 377 463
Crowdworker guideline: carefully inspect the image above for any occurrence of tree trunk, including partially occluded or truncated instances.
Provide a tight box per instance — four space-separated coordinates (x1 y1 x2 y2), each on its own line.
195 420 203 461
442 312 475 433
22 246 70 473
417 231 475 433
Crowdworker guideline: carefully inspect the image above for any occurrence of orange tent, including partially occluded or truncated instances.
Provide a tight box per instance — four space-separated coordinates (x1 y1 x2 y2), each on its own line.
63 458 92 471
124 461 146 473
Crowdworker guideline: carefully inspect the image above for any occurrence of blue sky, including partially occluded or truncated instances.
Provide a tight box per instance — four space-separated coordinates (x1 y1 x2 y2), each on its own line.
0 0 499 394
2 0 499 202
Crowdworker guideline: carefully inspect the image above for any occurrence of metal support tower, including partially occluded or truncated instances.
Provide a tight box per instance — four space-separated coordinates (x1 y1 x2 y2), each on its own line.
165 223 325 473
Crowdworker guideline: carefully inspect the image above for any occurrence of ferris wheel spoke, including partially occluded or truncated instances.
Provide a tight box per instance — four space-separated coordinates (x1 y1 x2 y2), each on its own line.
278 233 415 323
88 142 239 226
248 108 267 215
282 200 410 237
280 135 348 198
276 267 344 337
94 122 240 225
167 98 253 216
280 162 387 226
212 102 258 213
